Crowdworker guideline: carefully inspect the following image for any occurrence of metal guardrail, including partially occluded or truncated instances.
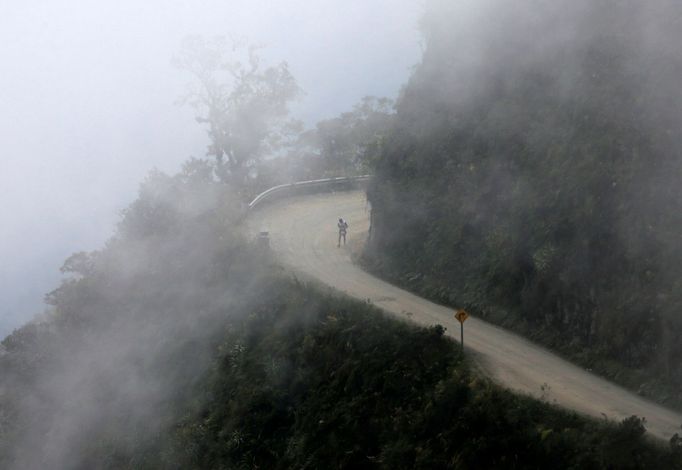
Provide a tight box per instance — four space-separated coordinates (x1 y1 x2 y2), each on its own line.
247 175 371 211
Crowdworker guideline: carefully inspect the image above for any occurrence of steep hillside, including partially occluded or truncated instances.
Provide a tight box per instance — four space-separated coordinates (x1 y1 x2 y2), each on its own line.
157 294 682 469
0 160 260 468
1 158 679 468
366 0 682 405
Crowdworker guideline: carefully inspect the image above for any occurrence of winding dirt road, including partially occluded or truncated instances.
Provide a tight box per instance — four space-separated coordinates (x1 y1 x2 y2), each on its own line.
250 189 682 440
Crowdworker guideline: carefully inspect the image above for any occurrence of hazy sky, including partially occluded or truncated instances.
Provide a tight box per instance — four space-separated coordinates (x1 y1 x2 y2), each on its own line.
0 0 423 336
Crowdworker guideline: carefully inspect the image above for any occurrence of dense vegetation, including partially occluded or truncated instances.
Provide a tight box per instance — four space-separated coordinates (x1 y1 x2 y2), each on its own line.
365 0 682 406
1 157 679 468
173 298 682 470
0 160 260 468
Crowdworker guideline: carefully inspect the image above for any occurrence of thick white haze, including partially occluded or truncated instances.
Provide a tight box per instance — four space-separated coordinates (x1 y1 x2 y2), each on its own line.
0 0 422 336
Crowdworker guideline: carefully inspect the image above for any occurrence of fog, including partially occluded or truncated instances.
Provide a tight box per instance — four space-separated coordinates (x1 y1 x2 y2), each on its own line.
0 0 422 337
4 0 682 466
365 0 682 411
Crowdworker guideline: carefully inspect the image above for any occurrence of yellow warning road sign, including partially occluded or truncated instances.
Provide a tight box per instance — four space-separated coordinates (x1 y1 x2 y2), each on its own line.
455 309 469 323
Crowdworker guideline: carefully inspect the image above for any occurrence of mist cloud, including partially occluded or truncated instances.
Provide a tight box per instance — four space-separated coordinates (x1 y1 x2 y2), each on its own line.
0 0 421 336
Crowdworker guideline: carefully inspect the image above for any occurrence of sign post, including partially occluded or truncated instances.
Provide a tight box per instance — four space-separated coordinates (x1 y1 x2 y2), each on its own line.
454 309 469 352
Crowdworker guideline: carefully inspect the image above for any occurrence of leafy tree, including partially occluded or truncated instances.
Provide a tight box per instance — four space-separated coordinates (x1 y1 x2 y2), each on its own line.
251 96 395 188
174 36 302 193
290 96 394 180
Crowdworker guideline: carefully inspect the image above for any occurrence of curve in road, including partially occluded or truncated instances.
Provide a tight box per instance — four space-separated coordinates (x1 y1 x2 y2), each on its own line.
249 189 682 440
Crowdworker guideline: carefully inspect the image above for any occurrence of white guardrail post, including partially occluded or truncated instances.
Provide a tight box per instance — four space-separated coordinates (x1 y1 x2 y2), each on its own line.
247 175 372 212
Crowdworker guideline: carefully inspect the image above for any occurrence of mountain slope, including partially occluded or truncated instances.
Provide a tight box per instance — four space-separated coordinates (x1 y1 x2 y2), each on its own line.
366 0 682 407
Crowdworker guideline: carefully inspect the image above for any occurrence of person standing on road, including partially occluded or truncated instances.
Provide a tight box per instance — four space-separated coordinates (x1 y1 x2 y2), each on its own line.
337 218 348 247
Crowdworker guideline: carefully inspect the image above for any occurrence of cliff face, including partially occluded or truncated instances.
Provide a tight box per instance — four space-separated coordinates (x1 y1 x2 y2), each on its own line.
366 0 682 394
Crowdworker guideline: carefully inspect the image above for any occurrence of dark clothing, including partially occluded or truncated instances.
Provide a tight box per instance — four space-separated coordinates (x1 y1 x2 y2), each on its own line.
337 220 348 246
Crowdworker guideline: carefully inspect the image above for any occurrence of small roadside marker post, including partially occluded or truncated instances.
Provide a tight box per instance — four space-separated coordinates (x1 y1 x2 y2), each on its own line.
454 309 469 352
